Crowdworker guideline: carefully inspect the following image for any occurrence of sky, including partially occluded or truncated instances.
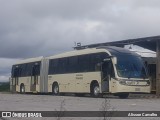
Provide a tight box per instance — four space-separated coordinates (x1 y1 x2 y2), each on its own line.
0 0 159 82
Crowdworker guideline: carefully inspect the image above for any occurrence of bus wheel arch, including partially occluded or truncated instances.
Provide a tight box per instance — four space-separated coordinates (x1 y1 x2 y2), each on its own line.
52 82 59 95
20 83 25 94
90 80 100 97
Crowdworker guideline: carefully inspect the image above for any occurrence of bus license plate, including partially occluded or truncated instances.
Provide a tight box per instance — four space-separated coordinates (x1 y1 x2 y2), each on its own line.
135 88 140 91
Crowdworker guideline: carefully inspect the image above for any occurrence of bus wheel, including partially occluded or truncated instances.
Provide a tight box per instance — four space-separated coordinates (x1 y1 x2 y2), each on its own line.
52 83 59 95
20 84 25 94
91 83 100 97
118 93 129 99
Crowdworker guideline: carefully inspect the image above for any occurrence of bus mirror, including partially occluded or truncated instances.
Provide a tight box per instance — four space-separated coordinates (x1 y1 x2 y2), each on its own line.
112 57 117 64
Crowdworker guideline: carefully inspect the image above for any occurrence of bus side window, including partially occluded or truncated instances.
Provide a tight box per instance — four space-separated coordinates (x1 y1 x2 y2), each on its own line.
35 64 40 75
49 59 59 74
58 58 68 74
13 68 17 77
21 64 26 77
26 63 32 76
68 56 78 73
49 59 54 74
90 53 101 71
77 54 90 72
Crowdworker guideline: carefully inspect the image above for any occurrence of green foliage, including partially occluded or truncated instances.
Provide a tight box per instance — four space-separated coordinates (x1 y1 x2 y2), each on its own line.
0 82 10 92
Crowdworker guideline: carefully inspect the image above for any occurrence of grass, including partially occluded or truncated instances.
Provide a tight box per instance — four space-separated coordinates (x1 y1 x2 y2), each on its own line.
0 82 10 92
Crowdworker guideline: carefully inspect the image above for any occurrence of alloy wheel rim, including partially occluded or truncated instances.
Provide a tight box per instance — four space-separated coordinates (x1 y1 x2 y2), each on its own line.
54 86 58 94
21 86 24 93
94 86 100 96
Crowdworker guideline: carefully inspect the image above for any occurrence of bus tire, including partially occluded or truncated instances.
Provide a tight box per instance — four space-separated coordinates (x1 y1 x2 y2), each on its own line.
52 83 59 96
91 83 100 97
118 93 129 99
20 84 25 94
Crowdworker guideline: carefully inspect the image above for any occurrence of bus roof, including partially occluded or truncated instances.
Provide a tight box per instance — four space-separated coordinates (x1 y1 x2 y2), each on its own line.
47 46 138 60
97 46 140 56
13 46 140 65
47 48 110 59
13 56 44 65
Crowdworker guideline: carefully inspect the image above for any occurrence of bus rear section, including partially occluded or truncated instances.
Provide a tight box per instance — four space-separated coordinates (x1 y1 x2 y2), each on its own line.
10 57 48 93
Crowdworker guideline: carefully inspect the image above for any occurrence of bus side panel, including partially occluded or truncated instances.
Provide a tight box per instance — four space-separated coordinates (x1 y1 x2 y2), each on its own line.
14 77 30 92
11 74 42 93
48 71 102 93
82 72 102 93
48 74 75 93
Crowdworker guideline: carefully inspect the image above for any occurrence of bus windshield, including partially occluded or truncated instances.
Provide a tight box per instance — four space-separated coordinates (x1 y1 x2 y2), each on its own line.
115 55 147 78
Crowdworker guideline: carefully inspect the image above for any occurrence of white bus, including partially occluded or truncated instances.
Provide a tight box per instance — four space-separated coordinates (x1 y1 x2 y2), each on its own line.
10 46 151 98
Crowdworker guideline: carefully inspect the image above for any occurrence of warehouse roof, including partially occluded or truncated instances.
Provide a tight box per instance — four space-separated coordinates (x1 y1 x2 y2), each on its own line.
75 36 159 51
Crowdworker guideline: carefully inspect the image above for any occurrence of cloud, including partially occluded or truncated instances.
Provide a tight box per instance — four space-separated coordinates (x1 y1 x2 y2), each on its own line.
0 75 10 82
0 58 19 75
0 0 160 81
0 58 19 82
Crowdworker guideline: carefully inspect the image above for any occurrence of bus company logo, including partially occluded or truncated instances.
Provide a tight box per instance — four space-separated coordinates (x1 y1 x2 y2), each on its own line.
2 112 11 117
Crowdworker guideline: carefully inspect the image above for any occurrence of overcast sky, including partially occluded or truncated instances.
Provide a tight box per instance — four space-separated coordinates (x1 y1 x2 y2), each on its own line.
0 0 159 81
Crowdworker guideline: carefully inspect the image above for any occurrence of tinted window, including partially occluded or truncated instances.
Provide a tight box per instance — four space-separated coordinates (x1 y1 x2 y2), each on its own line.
116 55 147 78
12 61 41 77
49 59 59 74
58 58 68 73
48 52 109 74
77 55 90 72
68 56 78 73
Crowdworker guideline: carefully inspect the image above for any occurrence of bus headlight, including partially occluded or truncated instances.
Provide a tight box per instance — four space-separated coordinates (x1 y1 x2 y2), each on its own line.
119 80 126 85
119 80 139 85
119 80 150 86
126 81 137 85
119 80 136 85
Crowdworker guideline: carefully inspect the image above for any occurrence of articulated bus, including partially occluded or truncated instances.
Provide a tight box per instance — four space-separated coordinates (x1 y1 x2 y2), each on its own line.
10 46 151 98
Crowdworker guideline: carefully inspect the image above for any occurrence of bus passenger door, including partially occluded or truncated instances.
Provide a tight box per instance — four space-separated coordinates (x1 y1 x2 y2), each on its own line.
30 64 39 92
101 60 112 92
